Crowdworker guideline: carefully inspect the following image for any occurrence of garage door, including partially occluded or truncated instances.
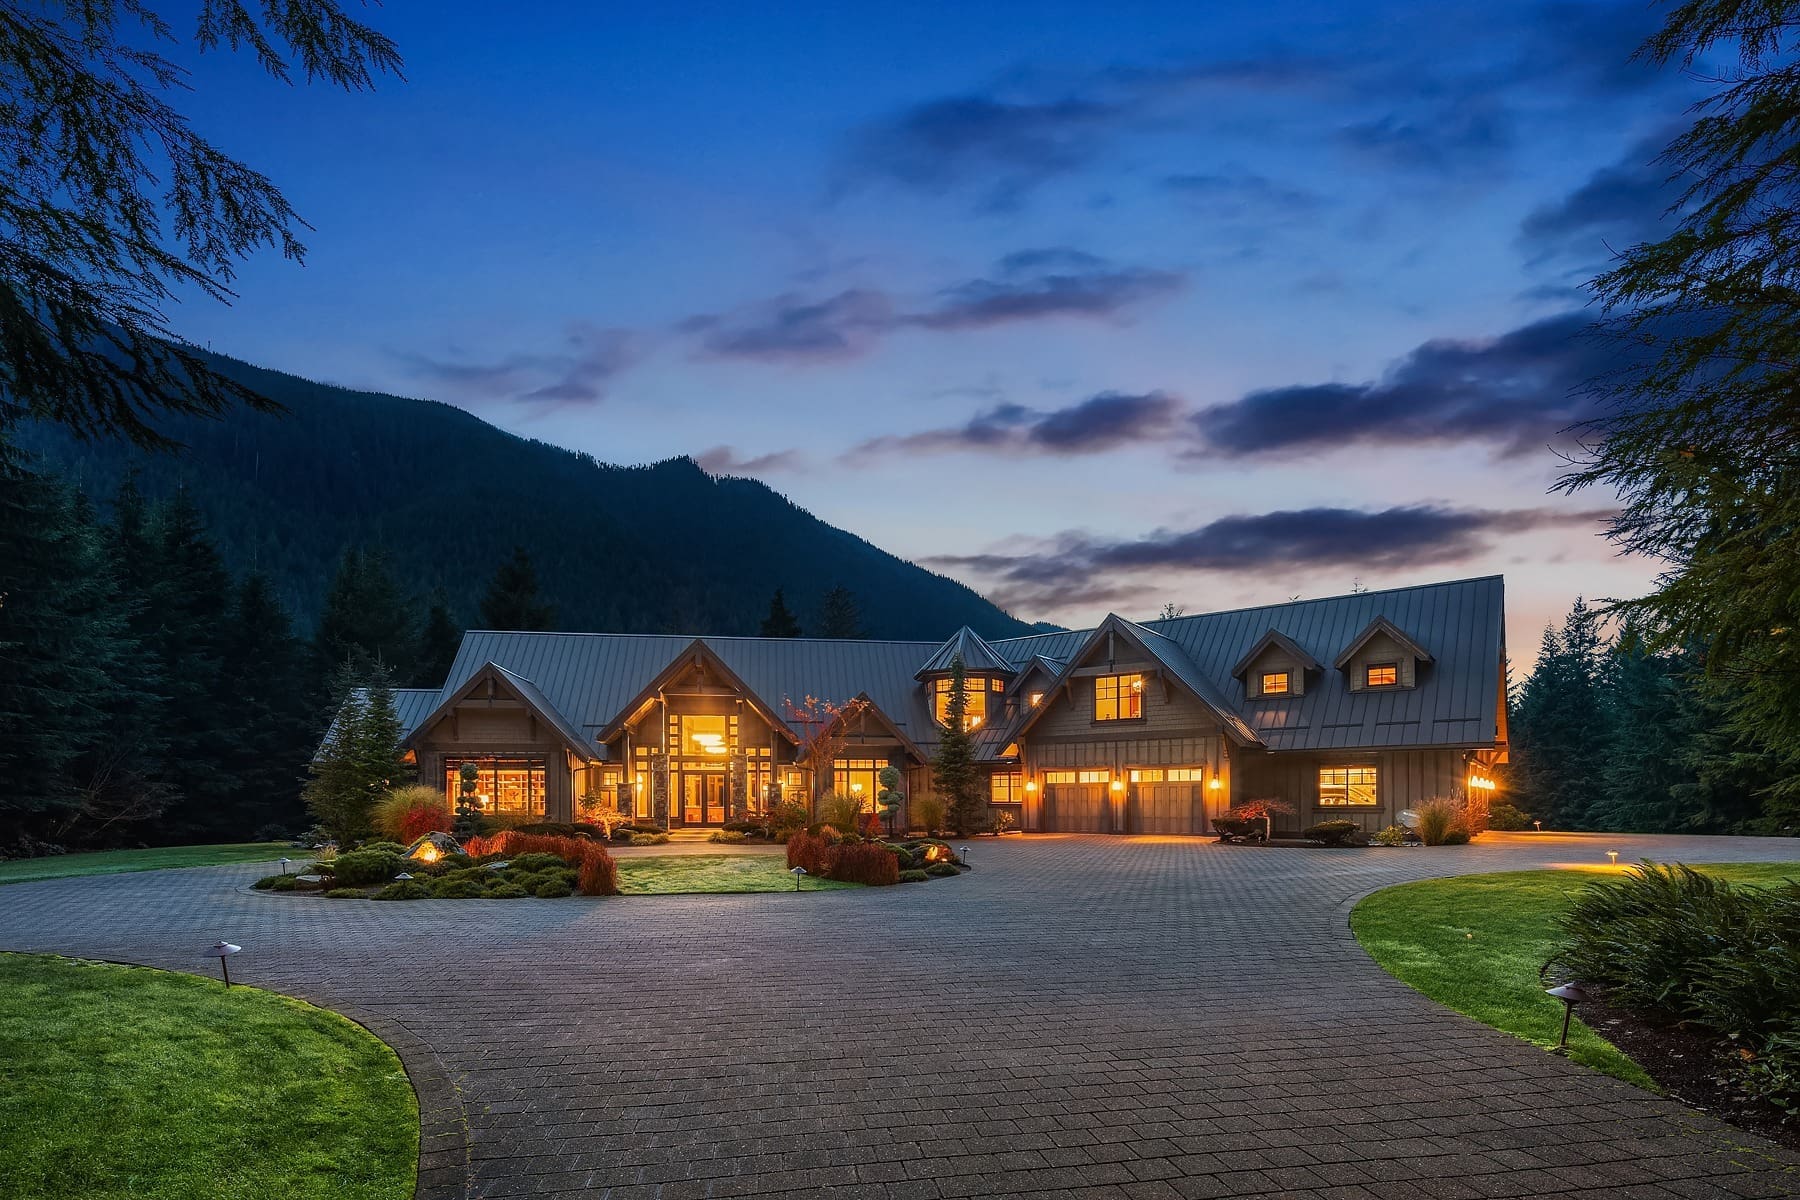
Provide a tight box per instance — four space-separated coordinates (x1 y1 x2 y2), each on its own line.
1132 783 1204 834
1042 784 1111 832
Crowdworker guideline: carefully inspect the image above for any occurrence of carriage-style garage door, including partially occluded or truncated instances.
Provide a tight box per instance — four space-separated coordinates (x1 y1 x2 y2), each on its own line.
1042 771 1111 832
1129 768 1209 835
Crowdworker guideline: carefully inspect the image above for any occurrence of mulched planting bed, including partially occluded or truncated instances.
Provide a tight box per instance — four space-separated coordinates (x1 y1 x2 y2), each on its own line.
1582 991 1799 1151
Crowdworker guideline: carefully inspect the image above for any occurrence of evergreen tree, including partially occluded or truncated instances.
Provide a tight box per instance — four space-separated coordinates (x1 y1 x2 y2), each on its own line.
214 573 318 838
142 489 234 839
817 585 865 639
0 446 124 841
416 592 463 686
480 546 555 630
931 654 983 835
1509 600 1613 829
1593 624 1698 833
759 588 802 638
316 546 419 678
305 661 410 844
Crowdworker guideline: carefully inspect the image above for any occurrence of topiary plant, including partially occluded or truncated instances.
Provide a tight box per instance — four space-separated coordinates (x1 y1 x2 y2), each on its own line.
899 869 929 883
374 879 432 901
534 879 574 898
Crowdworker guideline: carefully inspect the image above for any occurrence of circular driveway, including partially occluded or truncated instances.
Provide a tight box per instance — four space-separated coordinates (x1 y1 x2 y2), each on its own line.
4 832 1798 1200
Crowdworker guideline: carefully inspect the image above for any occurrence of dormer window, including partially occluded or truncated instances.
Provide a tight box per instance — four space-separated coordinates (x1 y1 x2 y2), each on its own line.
1029 691 1044 708
1365 663 1398 688
1260 671 1290 696
932 676 987 729
1094 673 1144 721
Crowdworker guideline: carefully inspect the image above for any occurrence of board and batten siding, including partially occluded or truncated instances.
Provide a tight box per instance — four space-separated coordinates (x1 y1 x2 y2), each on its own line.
1230 747 1465 833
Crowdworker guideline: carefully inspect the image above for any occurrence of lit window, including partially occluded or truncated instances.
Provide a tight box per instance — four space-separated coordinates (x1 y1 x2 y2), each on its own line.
991 678 1005 691
990 773 1023 803
932 677 988 729
678 714 731 755
444 757 546 818
1319 766 1378 806
1129 768 1164 783
1365 663 1398 687
1261 671 1290 695
1043 770 1077 784
1076 769 1109 784
1029 691 1044 707
832 758 884 811
1094 673 1144 721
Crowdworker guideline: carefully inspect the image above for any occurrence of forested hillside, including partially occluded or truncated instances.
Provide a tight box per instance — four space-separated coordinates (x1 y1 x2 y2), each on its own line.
18 351 1029 641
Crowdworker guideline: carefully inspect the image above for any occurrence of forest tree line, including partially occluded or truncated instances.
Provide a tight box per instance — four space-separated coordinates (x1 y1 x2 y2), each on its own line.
0 445 876 854
1507 599 1795 836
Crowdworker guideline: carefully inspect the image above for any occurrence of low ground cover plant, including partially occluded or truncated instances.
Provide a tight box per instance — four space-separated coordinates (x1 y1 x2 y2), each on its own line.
784 830 962 885
1302 819 1364 847
1560 863 1800 1116
266 829 621 899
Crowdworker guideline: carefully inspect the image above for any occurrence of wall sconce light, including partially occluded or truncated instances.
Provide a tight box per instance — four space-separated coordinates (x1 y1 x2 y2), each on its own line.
202 941 242 988
1110 778 1125 793
1208 776 1222 791
1024 780 1038 794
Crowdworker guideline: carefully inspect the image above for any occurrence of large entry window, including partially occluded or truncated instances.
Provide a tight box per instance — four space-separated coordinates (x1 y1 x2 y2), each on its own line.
1318 766 1378 807
834 758 885 811
678 714 731 756
444 757 547 818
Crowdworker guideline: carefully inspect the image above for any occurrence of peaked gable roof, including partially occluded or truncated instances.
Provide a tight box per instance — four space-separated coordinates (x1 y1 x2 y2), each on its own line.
1230 629 1323 679
1332 616 1435 670
404 661 602 762
915 626 1013 678
1004 613 1263 747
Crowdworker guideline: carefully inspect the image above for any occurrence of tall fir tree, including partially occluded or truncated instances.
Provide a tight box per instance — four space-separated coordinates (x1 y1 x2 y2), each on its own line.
931 654 983 835
305 660 410 844
759 588 802 638
316 546 419 679
416 591 463 686
1593 624 1699 833
215 573 318 838
816 585 865 639
480 545 555 630
1509 599 1612 829
0 446 131 842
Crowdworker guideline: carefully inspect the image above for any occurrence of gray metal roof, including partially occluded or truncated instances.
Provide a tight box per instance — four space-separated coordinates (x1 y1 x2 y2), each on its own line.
915 626 1013 678
317 687 439 760
425 575 1503 760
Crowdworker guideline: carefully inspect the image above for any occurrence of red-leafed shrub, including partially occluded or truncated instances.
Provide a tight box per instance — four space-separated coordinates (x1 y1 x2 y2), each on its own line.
463 831 593 864
824 841 899 886
786 830 829 875
576 844 619 896
399 802 453 843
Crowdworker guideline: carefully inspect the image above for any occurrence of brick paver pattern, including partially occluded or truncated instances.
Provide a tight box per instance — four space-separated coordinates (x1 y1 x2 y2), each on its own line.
4 831 1800 1200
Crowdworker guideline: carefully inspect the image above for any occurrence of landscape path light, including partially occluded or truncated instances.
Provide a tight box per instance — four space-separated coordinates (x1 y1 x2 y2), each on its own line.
1607 850 1620 866
202 941 241 988
279 857 291 875
1546 982 1588 1051
790 866 807 892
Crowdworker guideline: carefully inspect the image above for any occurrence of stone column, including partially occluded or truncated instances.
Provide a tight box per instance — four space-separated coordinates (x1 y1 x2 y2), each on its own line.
652 755 671 829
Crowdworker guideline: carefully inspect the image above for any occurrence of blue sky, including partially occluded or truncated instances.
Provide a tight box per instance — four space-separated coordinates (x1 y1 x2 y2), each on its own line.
166 0 1698 655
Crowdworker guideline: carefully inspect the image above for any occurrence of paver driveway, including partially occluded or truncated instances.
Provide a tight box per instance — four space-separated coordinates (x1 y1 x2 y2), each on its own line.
4 832 1800 1200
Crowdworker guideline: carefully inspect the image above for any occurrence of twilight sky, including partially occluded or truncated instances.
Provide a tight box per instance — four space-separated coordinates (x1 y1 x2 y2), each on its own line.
165 0 1700 657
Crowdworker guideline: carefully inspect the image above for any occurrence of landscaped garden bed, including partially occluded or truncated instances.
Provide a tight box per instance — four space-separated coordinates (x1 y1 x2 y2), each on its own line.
1351 861 1800 1149
0 953 415 1200
253 827 968 898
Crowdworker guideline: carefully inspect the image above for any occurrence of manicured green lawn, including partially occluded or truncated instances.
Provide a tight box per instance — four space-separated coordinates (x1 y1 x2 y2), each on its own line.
0 842 291 886
617 854 859 894
1350 862 1800 1087
0 953 416 1200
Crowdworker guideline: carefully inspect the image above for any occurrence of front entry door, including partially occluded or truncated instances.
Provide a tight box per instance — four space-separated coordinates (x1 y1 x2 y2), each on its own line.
681 772 727 826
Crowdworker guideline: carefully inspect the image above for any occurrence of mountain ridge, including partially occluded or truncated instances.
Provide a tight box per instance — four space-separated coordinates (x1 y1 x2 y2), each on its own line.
19 350 1032 642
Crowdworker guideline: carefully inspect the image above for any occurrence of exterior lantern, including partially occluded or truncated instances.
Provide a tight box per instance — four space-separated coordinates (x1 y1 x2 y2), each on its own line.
1546 982 1588 1050
1208 776 1221 791
202 941 242 988
1024 780 1038 794
1110 778 1125 793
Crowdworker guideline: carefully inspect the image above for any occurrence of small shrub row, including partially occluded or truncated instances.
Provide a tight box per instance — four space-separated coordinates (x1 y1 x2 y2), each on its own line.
1487 801 1533 831
786 830 908 885
1302 819 1364 847
629 832 670 846
708 830 748 844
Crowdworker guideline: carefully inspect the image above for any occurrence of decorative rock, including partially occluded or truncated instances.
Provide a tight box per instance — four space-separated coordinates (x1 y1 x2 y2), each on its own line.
403 831 463 863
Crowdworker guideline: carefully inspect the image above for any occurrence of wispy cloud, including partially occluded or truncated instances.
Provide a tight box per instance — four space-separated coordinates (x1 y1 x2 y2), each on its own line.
853 390 1181 458
689 249 1185 363
400 323 639 410
694 445 807 475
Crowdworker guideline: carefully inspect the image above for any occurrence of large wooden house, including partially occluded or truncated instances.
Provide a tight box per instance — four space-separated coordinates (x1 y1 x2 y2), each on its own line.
378 575 1507 836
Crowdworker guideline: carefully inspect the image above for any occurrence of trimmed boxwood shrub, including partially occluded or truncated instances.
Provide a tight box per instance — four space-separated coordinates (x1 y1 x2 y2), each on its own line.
628 832 670 846
430 878 488 899
899 869 929 883
324 887 367 899
1487 802 1532 831
708 830 747 844
374 879 432 901
1302 819 1364 848
489 883 529 899
507 852 568 873
534 879 574 898
925 862 959 878
1441 827 1472 846
252 874 297 891
324 848 402 886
